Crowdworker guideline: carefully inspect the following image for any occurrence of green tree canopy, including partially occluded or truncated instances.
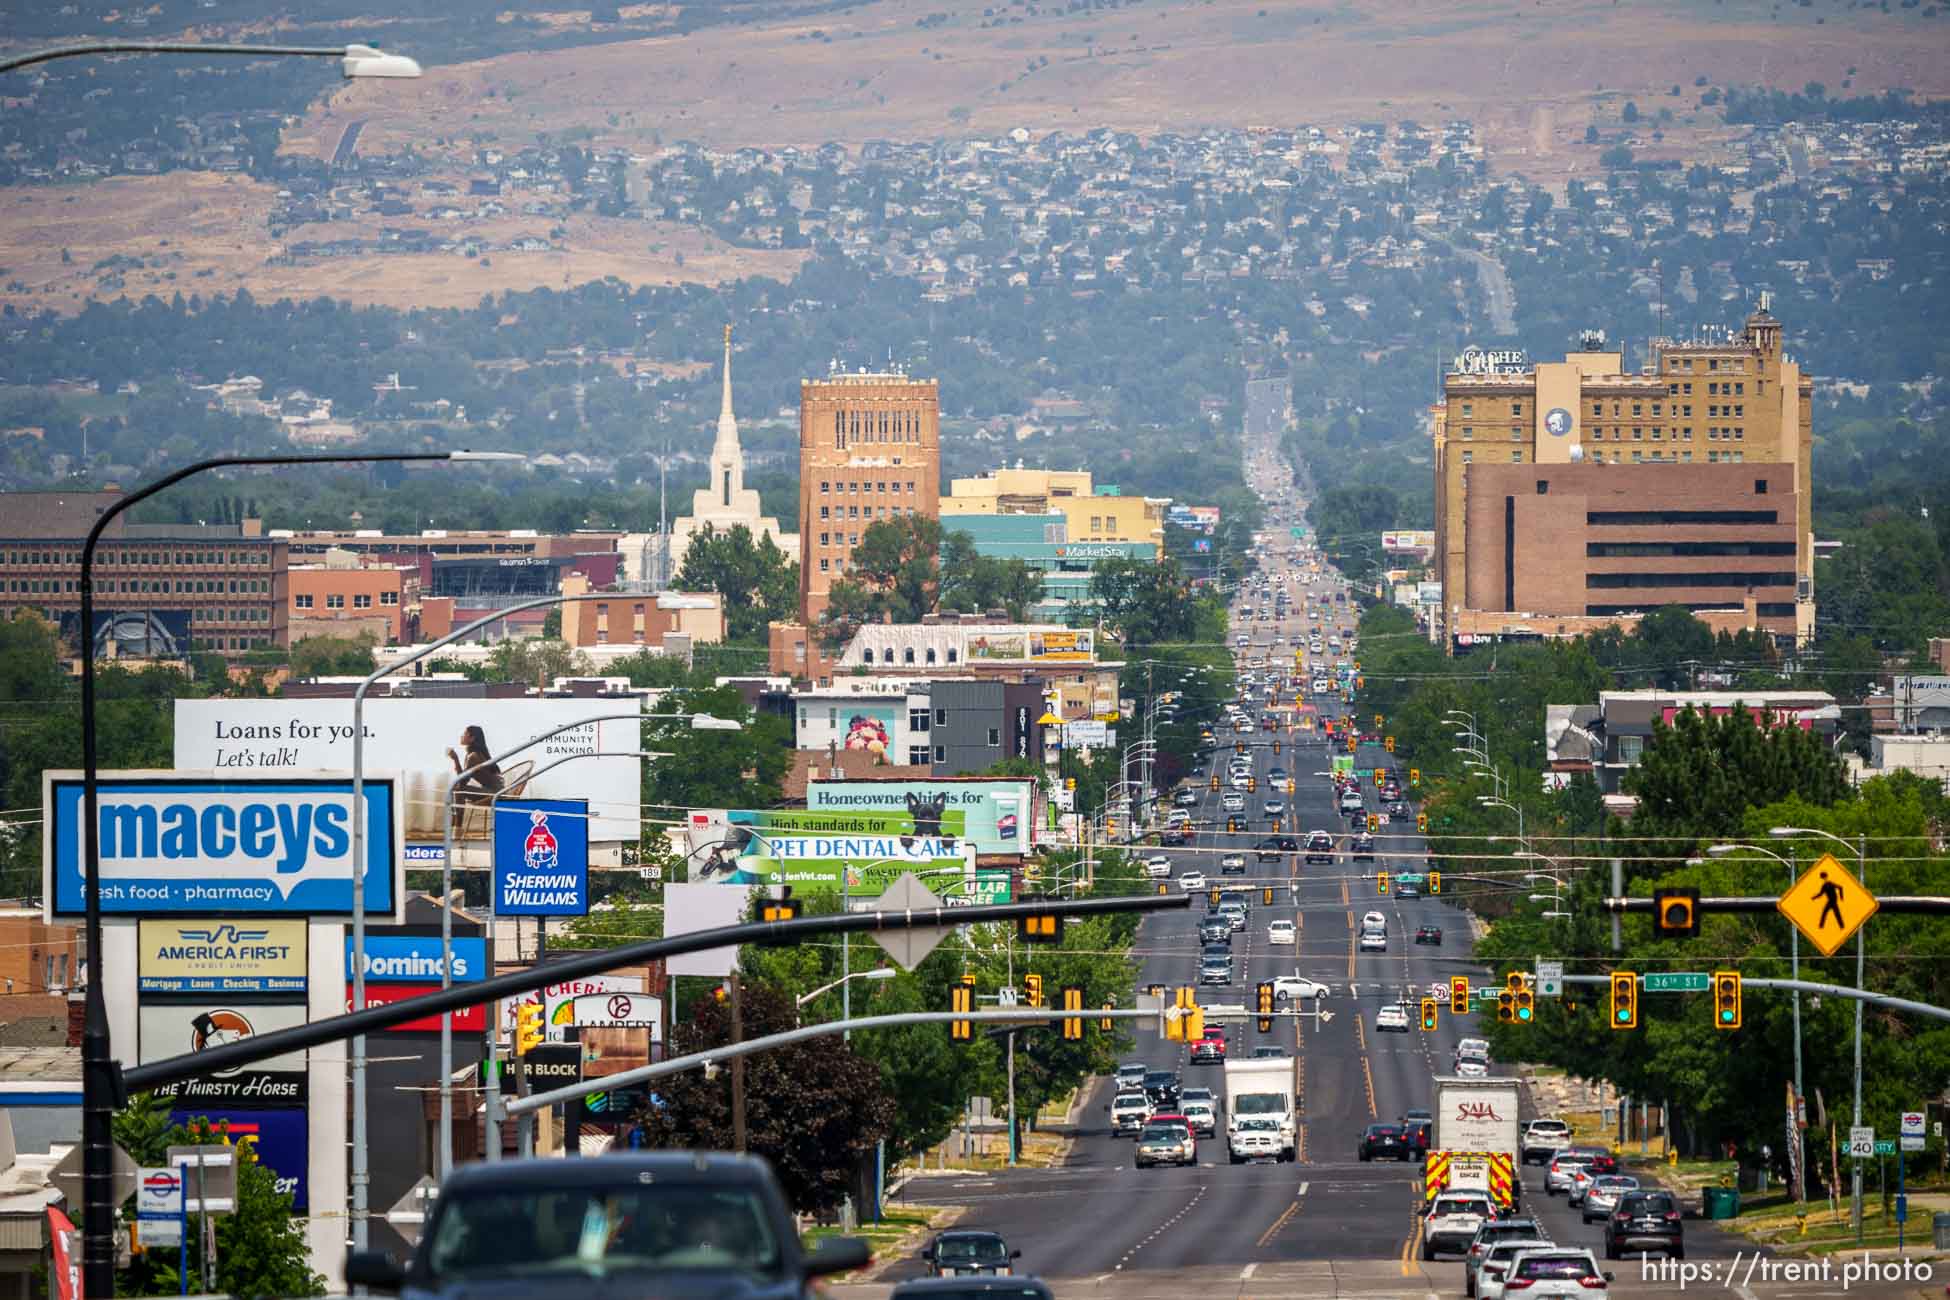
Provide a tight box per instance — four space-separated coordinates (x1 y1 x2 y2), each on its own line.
674 523 799 645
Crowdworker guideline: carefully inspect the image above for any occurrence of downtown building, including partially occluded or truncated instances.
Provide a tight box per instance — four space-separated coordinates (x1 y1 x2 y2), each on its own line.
1431 304 1815 652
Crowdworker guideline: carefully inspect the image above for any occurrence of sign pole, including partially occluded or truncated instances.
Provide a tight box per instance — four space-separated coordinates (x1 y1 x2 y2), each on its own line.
177 1162 189 1297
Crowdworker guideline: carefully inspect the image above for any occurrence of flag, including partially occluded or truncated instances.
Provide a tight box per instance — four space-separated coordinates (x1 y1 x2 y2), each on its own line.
47 1206 80 1300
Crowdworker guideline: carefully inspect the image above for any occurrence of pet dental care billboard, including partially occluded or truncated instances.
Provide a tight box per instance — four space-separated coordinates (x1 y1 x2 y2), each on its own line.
687 832 973 896
172 698 643 845
804 779 1035 856
44 773 403 921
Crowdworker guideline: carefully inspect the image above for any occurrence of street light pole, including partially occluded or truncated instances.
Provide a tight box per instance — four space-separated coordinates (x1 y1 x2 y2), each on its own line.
74 448 496 1293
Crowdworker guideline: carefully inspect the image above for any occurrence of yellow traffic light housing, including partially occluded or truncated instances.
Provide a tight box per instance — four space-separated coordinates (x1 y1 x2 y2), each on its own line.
1515 984 1535 1024
514 1001 544 1057
1248 776 1257 793
1654 886 1700 939
1416 812 1429 833
1210 775 1220 792
1062 985 1084 1040
1208 887 1221 907
1497 990 1515 1024
1450 975 1470 1015
1169 986 1197 1042
1428 870 1441 894
1018 898 1062 945
1367 813 1380 833
951 981 974 1040
1025 972 1045 1008
1099 1001 1114 1032
1256 980 1275 1033
1410 768 1420 788
1385 736 1395 753
1374 714 1384 730
1273 739 1282 755
1420 997 1438 1032
1286 779 1296 794
1377 871 1390 895
1712 970 1742 1030
1610 972 1639 1030
1236 741 1248 755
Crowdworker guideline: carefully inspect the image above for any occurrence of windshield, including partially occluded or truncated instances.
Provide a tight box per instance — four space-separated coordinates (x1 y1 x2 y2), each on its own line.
1238 1117 1278 1132
1518 1256 1596 1280
1140 1123 1188 1141
1233 1094 1287 1115
425 1184 782 1283
936 1235 1009 1262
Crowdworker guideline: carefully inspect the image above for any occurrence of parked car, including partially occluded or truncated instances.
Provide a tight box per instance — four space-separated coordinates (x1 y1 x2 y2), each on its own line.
342 1152 870 1298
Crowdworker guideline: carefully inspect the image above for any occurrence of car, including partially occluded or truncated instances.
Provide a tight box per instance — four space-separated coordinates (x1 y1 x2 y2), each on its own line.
1582 1176 1641 1223
1351 833 1376 861
1263 799 1287 816
1358 1123 1412 1161
1304 831 1336 865
1174 789 1199 807
1198 916 1232 944
1474 1238 1562 1300
1115 1063 1148 1090
1220 853 1247 874
1415 924 1443 945
889 1278 1054 1299
1403 1118 1433 1159
1500 1248 1614 1298
1268 766 1287 781
1545 1147 1609 1196
1199 957 1232 986
1220 905 1248 933
1521 1119 1573 1165
1108 1089 1153 1135
1422 1190 1497 1260
1359 931 1387 953
1179 1098 1220 1137
1141 1070 1181 1107
342 1151 871 1299
1455 1037 1491 1067
922 1230 1023 1278
1462 1219 1549 1298
1179 1085 1216 1107
1605 1190 1684 1259
1181 871 1209 892
1267 919 1296 944
1189 1030 1226 1064
1270 975 1329 1002
1375 1004 1411 1032
1394 878 1419 899
1455 1056 1490 1079
1222 794 1246 812
1134 1116 1197 1168
1143 855 1173 879
1338 793 1363 814
1566 1155 1620 1205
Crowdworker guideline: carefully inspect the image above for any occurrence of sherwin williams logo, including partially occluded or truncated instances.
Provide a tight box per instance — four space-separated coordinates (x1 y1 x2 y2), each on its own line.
97 792 352 898
523 810 559 873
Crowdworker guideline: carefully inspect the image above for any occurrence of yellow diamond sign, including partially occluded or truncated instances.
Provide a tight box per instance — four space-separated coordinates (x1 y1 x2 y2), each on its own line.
1777 852 1877 957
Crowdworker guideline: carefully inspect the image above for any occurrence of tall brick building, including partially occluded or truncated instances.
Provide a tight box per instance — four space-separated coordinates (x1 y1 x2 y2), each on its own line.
1431 303 1814 650
796 368 941 628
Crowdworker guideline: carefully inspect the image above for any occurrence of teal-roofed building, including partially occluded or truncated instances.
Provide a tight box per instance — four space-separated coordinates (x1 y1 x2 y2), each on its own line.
941 511 1157 621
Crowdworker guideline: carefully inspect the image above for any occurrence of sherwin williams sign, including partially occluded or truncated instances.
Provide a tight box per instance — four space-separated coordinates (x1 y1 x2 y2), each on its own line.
44 773 402 920
493 798 589 916
138 919 307 994
692 833 968 894
805 779 1034 856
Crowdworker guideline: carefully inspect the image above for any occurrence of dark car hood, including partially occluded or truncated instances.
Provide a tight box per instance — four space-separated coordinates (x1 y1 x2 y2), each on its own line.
402 1270 804 1300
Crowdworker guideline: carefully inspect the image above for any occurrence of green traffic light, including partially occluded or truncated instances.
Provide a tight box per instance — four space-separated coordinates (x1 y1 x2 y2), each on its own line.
1720 1009 1734 1022
1617 1009 1630 1022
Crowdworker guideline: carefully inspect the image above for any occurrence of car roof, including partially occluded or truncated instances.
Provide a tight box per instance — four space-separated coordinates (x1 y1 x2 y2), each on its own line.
937 1229 1009 1242
439 1151 775 1193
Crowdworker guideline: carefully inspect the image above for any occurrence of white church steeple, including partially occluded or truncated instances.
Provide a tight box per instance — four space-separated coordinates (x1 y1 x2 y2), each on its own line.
711 324 743 506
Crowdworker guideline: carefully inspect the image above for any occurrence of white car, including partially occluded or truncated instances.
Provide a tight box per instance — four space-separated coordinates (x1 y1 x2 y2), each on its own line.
1455 1056 1491 1079
1263 799 1287 816
1143 855 1173 879
1181 871 1208 891
1222 794 1246 812
1497 1248 1613 1298
1267 919 1296 944
1271 975 1329 1002
1376 1004 1411 1033
1219 853 1247 873
1359 931 1387 952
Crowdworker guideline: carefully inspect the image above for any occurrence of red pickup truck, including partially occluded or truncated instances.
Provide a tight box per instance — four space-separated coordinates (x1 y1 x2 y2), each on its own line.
1189 1029 1227 1064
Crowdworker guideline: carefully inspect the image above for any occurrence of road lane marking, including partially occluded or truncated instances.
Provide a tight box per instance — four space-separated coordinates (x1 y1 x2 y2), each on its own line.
1255 1198 1301 1248
1298 1181 1310 1196
1401 1217 1425 1275
1362 1051 1377 1118
1240 1262 1258 1280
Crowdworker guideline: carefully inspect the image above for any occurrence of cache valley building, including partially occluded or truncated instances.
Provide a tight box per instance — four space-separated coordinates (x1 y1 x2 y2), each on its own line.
1431 304 1815 651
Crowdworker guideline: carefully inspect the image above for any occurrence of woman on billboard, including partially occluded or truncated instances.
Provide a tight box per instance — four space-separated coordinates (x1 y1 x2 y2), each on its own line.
446 724 505 835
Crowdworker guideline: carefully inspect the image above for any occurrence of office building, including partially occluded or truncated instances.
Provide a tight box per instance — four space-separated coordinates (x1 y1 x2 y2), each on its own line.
937 511 1156 620
1431 303 1814 650
289 554 422 645
796 368 941 627
0 490 287 658
1546 690 1838 795
947 466 1168 548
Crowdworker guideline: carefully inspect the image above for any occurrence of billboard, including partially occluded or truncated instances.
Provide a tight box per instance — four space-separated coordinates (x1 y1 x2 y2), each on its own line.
345 982 487 1034
503 974 647 1044
172 698 644 843
44 773 402 921
582 1026 652 1080
1381 530 1436 553
138 920 307 995
836 704 897 762
165 1108 308 1210
138 1001 307 1107
345 933 486 985
805 779 1035 856
690 832 971 894
1029 629 1094 661
60 609 194 659
493 798 589 916
965 630 1094 663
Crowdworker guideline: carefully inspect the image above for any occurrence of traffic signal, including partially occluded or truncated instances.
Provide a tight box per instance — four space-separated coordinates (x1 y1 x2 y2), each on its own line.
1429 870 1441 894
1257 980 1276 1033
1025 972 1045 1008
1062 985 1084 1040
1262 886 1275 905
757 894 801 943
1169 986 1197 1041
1367 813 1380 833
1385 736 1395 753
1286 779 1296 794
1497 989 1515 1024
1410 768 1420 788
1274 739 1282 755
1100 1001 1114 1032
1248 776 1257 793
1450 975 1471 1015
1416 812 1429 833
1236 741 1248 755
1356 675 1364 689
1712 970 1742 1030
1421 997 1439 1032
1208 887 1221 907
514 1001 544 1056
1377 871 1390 895
1374 768 1385 784
1018 897 1062 945
1374 714 1384 730
1347 735 1358 753
1610 972 1638 1030
1654 886 1700 939
1227 817 1239 833
1515 982 1535 1024
1210 775 1220 792
1157 882 1169 895
951 980 974 1040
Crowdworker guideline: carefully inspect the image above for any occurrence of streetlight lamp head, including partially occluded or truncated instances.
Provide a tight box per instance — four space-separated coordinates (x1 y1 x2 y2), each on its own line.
863 967 897 981
448 449 525 462
1768 827 1802 839
343 44 423 78
1705 844 1740 857
688 713 745 732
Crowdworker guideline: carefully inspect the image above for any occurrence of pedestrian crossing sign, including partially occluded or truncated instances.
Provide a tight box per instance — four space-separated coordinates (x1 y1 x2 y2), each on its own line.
1777 852 1877 957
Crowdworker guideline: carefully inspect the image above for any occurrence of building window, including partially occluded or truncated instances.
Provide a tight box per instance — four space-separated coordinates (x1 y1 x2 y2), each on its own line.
1461 403 1473 416
925 647 938 664
820 559 830 572
353 594 372 609
295 594 314 609
1619 735 1645 764
1511 450 1523 463
1461 451 1472 464
1511 426 1522 441
946 647 958 663
904 647 917 665
909 746 932 766
933 745 946 763
1462 427 1473 440
326 594 345 609
987 727 1001 747
1756 478 1769 495
909 707 930 733
934 708 948 725
1536 480 1549 495
1633 427 1643 440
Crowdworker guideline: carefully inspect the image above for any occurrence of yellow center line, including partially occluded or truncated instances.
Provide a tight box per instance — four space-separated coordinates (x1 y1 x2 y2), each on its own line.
1256 1198 1302 1249
1400 1217 1425 1275
1362 1051 1377 1119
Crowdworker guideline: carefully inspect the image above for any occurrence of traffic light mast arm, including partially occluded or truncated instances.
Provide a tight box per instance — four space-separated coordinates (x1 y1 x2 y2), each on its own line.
123 891 1189 1095
1607 895 1950 914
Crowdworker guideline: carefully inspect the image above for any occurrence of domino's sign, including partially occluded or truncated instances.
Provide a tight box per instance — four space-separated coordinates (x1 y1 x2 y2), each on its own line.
45 772 403 920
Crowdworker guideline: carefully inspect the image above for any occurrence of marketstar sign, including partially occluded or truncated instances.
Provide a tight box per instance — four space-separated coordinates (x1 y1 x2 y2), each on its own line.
43 772 403 921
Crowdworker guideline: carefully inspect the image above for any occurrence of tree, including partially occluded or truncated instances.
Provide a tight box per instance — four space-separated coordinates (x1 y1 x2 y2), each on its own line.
633 980 895 1213
1622 100 1640 123
1624 703 1849 844
642 686 791 811
483 637 593 687
289 633 376 679
674 524 799 645
939 530 1042 620
1090 554 1200 646
0 610 64 702
819 514 947 646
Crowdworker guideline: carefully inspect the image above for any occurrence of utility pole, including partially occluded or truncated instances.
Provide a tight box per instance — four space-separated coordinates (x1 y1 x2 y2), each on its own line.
1852 832 1866 1243
1006 1030 1018 1167
731 972 747 1154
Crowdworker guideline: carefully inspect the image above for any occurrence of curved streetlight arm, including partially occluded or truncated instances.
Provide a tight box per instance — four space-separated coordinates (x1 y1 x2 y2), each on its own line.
0 40 422 77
